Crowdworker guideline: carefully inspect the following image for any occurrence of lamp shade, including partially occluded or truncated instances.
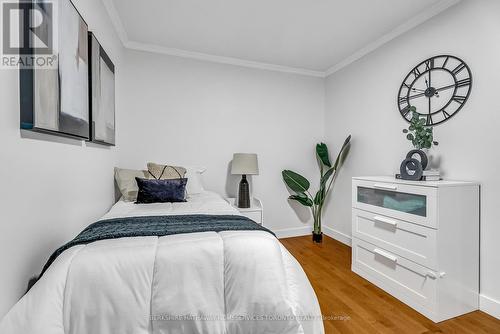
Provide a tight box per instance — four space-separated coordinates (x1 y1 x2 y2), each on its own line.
231 153 259 175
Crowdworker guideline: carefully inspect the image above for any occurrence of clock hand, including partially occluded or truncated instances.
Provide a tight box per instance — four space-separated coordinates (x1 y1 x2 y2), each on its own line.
435 84 456 92
425 78 429 88
428 69 433 113
429 93 431 113
409 84 449 100
411 87 426 93
429 69 432 90
407 92 426 100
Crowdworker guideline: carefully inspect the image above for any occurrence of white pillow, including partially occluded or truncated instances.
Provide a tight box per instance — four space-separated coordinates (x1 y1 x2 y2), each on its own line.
146 163 206 195
185 166 206 195
114 167 149 202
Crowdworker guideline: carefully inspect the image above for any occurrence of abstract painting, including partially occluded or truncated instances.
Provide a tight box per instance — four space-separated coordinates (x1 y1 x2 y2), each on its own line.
20 0 89 139
89 32 115 145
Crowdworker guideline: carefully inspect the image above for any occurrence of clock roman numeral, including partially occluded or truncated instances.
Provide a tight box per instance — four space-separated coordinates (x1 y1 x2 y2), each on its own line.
442 109 451 119
452 63 466 75
453 95 467 104
401 105 411 117
411 67 421 78
426 114 434 125
399 96 408 105
456 78 471 88
425 59 435 71
442 56 450 68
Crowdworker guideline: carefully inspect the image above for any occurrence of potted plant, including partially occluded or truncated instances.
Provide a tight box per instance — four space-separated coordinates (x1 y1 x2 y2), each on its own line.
402 107 438 171
282 136 351 243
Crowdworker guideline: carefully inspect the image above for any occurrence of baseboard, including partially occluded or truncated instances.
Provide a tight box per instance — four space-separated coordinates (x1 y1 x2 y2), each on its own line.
323 226 352 246
274 226 311 239
480 294 500 320
275 225 353 245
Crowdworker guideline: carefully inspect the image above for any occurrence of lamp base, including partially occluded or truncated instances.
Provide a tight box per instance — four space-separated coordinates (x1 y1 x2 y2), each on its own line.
238 175 250 208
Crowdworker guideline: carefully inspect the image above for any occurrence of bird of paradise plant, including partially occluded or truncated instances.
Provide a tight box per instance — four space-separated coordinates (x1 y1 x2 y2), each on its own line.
282 136 351 243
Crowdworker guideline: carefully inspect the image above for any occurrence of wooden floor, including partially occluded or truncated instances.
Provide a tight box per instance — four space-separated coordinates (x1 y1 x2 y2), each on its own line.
281 235 500 334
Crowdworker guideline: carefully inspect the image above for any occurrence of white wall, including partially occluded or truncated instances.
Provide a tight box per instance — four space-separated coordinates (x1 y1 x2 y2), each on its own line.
324 0 500 316
0 0 124 318
3 0 498 321
117 50 325 233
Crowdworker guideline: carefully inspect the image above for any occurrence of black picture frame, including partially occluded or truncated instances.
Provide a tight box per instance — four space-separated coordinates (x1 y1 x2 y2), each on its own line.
88 32 116 146
20 0 90 140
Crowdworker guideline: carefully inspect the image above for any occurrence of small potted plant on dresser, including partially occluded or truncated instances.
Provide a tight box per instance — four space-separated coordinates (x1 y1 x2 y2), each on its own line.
398 107 440 181
282 136 351 243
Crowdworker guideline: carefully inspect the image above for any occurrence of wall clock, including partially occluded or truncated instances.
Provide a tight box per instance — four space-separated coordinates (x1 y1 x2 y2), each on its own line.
397 55 472 126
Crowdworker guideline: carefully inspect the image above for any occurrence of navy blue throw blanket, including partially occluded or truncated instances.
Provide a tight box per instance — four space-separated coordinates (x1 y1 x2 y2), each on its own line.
39 214 274 278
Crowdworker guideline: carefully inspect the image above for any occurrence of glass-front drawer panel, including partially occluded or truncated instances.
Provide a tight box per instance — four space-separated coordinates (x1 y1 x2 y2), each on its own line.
357 186 427 217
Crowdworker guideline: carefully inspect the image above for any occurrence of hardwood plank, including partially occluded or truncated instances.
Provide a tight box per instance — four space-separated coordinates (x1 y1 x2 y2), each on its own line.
280 235 500 334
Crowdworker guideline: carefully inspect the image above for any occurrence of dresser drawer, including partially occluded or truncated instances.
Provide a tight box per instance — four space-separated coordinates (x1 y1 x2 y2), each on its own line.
353 179 437 228
352 209 437 270
352 238 438 314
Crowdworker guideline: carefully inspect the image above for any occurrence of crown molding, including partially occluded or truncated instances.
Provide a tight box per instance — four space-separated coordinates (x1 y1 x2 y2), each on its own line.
101 0 129 44
102 0 460 78
325 0 461 77
124 41 326 77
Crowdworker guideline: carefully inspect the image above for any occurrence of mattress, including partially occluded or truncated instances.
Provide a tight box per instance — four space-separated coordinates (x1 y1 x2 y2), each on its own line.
103 191 240 220
0 191 324 334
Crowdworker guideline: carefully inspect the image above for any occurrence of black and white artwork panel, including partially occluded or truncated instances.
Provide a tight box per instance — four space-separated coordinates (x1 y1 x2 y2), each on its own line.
89 33 115 145
24 0 89 139
57 0 89 137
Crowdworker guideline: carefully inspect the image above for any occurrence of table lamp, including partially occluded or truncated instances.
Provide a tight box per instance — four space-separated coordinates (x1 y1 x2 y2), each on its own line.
231 153 259 208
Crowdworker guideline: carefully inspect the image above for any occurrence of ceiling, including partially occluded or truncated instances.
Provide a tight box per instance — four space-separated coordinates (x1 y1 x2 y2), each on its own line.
104 0 460 77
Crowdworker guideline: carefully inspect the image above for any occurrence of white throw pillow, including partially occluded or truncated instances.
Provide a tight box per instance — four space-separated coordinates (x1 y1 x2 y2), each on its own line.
146 163 187 180
146 163 206 195
114 167 149 202
185 166 206 195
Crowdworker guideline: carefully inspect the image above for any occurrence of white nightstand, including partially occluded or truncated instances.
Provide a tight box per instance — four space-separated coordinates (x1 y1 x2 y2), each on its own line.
225 197 264 225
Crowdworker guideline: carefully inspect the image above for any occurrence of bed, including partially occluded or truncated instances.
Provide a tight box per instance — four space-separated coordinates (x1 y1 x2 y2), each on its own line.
0 191 324 334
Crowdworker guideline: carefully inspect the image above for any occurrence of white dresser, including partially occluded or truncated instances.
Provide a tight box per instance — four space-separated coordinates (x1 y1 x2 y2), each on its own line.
351 176 479 322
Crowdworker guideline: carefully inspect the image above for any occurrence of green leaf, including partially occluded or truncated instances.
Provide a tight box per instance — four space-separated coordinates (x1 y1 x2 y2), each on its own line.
402 129 408 134
294 192 309 201
316 143 332 167
289 194 313 207
321 167 335 186
282 170 310 193
314 189 324 205
407 133 414 141
333 135 352 169
410 106 417 112
433 141 439 146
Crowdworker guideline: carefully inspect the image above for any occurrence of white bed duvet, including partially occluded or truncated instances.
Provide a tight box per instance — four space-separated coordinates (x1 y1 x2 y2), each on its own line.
0 192 324 334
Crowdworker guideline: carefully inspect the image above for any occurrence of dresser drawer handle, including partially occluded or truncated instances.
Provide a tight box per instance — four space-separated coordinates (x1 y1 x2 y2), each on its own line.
373 248 398 262
373 183 398 191
373 216 398 227
426 271 438 279
425 271 446 279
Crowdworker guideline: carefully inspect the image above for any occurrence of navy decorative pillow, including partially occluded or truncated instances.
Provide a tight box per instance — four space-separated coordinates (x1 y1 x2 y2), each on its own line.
135 177 187 204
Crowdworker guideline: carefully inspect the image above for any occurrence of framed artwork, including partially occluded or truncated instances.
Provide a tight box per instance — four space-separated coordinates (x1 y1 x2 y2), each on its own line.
20 0 89 139
88 32 115 146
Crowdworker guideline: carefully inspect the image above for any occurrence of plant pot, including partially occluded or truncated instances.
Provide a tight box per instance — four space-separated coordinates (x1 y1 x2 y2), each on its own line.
312 232 323 243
